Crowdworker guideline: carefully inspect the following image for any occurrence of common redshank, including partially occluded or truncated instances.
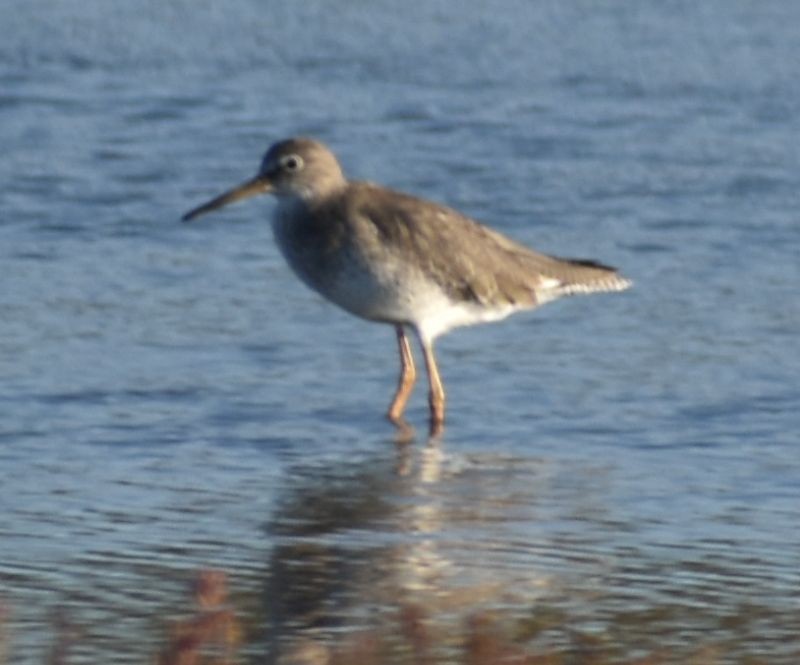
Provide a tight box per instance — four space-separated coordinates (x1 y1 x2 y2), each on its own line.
183 137 631 435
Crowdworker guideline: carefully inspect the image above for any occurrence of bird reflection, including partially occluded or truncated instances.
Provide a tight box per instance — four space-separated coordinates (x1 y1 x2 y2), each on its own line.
260 439 545 664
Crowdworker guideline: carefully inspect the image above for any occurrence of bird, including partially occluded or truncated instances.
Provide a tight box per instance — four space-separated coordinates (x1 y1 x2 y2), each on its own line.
182 137 631 436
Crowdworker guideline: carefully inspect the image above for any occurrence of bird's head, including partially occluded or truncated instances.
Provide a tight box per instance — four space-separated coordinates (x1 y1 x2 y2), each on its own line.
182 137 346 222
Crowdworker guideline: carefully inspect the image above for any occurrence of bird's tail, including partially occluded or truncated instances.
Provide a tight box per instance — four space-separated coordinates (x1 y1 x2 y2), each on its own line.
534 256 632 303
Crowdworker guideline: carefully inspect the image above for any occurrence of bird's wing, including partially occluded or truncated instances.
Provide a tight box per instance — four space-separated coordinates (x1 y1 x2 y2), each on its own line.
346 183 629 307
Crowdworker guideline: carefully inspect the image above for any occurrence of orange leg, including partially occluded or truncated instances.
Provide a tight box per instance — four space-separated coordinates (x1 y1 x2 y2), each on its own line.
420 338 445 436
387 325 417 425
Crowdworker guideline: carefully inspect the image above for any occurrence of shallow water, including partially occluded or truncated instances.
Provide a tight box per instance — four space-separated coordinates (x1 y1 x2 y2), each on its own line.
1 1 799 663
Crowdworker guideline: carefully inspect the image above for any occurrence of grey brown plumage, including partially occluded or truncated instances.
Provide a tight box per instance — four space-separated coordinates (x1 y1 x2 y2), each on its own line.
183 137 631 435
341 183 629 307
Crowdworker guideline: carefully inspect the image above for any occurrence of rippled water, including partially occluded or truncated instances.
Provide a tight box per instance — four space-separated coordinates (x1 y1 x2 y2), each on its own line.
2 1 799 663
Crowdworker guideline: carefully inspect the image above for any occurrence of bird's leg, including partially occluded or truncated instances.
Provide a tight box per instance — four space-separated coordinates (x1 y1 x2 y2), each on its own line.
387 325 417 425
420 338 445 436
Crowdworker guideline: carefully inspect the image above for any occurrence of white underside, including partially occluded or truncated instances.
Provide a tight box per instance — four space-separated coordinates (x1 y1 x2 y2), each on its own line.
323 257 523 344
405 292 521 344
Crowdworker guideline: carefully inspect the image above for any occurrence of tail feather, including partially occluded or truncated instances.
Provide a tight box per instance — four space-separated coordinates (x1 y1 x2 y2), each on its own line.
534 255 632 302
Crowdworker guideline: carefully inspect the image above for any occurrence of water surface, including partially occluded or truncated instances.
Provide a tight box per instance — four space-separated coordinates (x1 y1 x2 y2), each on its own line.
1 1 799 662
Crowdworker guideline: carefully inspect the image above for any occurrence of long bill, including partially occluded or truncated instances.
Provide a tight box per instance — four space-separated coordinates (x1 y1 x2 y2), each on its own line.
182 175 272 222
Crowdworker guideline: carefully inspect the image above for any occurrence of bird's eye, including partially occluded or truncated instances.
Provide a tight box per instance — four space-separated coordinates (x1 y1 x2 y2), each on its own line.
280 154 304 172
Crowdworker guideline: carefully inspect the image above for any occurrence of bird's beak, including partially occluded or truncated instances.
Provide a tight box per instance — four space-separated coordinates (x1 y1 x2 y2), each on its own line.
182 174 272 222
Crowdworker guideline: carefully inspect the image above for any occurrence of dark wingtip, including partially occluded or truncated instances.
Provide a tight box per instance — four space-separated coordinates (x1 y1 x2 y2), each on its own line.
561 257 618 272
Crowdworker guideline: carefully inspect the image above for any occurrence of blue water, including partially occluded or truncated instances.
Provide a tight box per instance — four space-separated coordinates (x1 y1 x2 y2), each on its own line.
1 1 799 662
